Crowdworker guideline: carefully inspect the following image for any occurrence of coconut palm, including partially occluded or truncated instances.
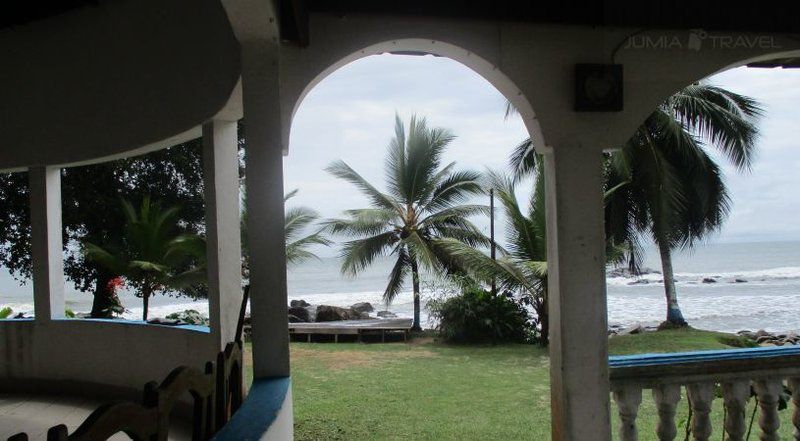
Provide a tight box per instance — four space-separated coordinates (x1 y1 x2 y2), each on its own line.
240 189 331 275
325 114 491 330
437 162 550 343
509 85 761 327
604 84 762 326
84 197 206 321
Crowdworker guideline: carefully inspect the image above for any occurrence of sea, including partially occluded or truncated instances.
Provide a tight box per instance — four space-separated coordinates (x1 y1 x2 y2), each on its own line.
2 240 800 333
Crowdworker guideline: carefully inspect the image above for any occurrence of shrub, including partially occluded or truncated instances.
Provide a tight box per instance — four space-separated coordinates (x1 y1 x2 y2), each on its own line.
0 307 12 319
427 285 533 344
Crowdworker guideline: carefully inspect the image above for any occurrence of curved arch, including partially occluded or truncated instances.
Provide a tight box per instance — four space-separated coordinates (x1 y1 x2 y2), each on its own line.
284 38 545 153
692 48 800 85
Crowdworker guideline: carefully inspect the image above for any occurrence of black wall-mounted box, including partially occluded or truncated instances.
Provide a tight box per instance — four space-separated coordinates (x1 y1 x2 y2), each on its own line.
575 64 623 112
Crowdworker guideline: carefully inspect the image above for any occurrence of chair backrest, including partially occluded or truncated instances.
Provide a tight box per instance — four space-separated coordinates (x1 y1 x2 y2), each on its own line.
215 341 244 429
47 401 159 441
6 432 28 441
143 362 216 441
235 285 250 344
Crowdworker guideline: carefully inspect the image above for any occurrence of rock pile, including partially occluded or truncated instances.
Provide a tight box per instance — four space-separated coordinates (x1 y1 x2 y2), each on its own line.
286 301 394 323
738 329 800 346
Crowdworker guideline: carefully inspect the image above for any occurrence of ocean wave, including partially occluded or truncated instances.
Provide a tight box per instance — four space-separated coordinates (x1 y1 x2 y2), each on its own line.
607 265 800 287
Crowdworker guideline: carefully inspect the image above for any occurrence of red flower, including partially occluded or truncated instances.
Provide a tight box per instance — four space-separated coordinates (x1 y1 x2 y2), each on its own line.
106 277 125 293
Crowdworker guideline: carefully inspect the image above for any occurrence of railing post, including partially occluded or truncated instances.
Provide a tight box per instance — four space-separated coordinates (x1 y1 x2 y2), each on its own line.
722 380 751 441
754 379 783 441
788 378 800 441
613 385 642 441
687 382 715 441
652 384 682 441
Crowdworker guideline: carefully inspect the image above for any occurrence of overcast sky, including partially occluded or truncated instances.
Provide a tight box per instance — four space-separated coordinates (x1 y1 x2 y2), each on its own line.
283 54 800 256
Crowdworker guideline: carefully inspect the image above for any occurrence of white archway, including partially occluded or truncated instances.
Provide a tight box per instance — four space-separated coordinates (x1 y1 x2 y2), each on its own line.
281 38 544 156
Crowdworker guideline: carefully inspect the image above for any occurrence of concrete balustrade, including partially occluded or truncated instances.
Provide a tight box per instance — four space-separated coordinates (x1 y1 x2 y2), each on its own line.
609 346 800 441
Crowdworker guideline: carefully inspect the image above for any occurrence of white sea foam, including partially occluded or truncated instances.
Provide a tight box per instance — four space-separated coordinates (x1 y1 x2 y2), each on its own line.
5 242 800 333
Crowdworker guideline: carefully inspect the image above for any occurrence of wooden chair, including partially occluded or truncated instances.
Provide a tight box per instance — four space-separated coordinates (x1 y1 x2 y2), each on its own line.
143 362 216 441
215 341 244 429
235 285 250 344
46 401 159 441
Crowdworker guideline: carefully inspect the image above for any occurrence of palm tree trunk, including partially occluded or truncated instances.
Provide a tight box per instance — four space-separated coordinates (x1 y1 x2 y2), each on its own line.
142 287 151 322
658 241 687 327
410 258 422 331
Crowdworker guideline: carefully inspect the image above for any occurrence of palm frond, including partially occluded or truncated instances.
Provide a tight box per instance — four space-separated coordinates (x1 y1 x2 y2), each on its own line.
668 84 762 171
286 230 333 265
383 246 410 304
326 160 402 213
339 231 397 277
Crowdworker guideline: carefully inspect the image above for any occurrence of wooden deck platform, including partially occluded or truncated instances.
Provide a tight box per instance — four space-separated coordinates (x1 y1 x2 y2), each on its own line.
289 318 413 343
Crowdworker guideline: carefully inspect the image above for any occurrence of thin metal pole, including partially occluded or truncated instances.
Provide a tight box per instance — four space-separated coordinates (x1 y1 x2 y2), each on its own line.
490 188 496 296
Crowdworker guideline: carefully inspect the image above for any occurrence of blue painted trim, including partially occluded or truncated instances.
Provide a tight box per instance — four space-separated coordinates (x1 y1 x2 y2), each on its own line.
609 345 800 368
0 317 210 333
213 377 291 441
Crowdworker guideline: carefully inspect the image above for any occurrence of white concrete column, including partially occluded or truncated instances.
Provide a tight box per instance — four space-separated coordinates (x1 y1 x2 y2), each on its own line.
29 166 65 321
543 144 611 441
240 39 290 378
203 119 243 349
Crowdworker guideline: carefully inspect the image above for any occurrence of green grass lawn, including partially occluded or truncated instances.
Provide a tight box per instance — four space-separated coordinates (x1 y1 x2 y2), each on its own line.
245 329 794 440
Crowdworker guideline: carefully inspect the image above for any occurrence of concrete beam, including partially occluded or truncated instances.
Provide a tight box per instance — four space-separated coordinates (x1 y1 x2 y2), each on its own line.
544 145 610 441
203 120 243 349
28 166 65 322
241 39 290 378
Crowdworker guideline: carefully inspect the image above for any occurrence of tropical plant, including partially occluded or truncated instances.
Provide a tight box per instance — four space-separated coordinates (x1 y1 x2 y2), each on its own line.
0 140 214 318
437 164 550 344
604 84 762 326
84 197 207 321
325 114 491 330
427 282 533 344
240 189 331 275
507 85 762 327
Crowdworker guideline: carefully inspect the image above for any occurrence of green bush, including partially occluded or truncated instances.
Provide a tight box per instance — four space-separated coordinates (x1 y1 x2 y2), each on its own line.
427 285 533 344
0 307 12 319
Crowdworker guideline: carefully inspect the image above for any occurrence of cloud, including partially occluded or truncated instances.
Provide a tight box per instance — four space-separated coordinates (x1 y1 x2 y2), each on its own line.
285 54 800 254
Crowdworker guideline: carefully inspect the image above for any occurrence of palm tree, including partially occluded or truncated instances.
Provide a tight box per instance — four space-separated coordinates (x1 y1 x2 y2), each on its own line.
604 84 762 327
437 164 550 344
325 114 491 330
240 189 331 277
506 85 761 327
84 197 206 321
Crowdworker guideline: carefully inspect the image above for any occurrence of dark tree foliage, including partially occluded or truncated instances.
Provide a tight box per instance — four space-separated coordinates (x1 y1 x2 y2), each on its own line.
0 139 213 317
0 172 32 281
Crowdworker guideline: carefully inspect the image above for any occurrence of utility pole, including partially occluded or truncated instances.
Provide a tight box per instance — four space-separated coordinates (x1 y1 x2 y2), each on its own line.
490 188 496 296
